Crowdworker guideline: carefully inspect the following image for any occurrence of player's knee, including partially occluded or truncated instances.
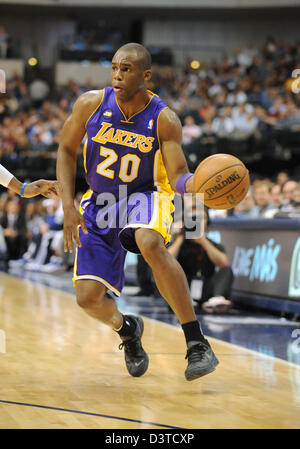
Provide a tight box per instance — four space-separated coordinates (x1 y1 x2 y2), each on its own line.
76 286 106 310
77 292 97 309
136 229 164 261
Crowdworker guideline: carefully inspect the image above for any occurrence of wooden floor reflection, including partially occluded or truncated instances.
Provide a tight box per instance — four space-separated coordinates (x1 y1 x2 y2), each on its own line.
0 273 299 429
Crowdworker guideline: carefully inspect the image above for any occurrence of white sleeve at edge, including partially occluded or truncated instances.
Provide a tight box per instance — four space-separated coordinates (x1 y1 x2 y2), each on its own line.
0 164 14 187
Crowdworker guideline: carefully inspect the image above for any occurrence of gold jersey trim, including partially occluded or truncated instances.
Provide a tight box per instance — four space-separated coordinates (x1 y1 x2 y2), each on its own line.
154 106 174 197
115 89 155 123
85 88 105 129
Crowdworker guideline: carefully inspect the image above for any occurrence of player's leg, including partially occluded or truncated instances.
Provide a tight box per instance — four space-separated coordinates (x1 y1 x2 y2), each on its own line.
75 277 148 377
135 227 219 380
74 193 149 377
75 279 123 328
135 228 195 323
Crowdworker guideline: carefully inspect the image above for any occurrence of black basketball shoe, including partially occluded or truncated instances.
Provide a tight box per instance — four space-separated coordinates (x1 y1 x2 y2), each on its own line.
185 340 219 381
118 315 149 377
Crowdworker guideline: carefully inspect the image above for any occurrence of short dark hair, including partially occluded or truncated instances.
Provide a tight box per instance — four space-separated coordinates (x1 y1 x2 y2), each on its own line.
116 42 152 71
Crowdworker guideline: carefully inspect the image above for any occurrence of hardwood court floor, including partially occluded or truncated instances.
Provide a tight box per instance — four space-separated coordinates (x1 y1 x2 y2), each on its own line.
0 272 299 429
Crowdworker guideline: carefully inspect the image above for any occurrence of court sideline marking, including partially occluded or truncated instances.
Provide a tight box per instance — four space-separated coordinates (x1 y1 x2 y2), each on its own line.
0 399 183 429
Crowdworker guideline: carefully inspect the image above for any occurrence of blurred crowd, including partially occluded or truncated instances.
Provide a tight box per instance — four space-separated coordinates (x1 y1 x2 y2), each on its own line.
209 170 300 219
0 26 10 58
0 169 298 275
1 35 300 179
0 72 92 175
150 37 300 170
0 33 300 271
152 38 300 131
232 174 300 218
0 189 84 272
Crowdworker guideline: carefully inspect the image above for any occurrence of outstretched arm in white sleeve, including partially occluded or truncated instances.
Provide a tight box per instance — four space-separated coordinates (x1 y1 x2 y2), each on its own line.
0 164 59 198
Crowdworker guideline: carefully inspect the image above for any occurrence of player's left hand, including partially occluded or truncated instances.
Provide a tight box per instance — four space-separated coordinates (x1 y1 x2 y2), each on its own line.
23 180 59 198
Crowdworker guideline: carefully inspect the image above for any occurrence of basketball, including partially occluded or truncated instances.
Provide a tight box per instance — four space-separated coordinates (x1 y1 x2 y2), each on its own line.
193 154 250 210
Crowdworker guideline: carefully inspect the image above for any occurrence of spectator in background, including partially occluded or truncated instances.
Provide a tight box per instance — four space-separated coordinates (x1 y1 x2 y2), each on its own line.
64 79 85 108
277 171 290 188
231 104 258 138
254 104 277 140
25 200 45 242
211 107 234 137
276 101 300 129
282 180 297 203
28 79 50 108
27 196 64 271
30 126 50 153
9 196 64 272
1 35 300 229
281 180 298 211
239 104 258 136
270 184 283 209
168 206 234 314
0 193 8 219
251 181 278 218
133 254 159 298
291 182 300 209
0 199 27 260
0 26 8 58
233 188 257 218
182 115 202 145
201 113 217 137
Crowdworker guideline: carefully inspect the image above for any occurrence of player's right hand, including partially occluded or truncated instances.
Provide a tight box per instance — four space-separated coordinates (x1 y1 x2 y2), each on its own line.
63 206 88 253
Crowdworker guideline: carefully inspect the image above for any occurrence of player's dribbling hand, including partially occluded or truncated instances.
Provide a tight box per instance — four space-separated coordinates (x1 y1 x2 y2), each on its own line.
24 180 59 198
63 206 88 253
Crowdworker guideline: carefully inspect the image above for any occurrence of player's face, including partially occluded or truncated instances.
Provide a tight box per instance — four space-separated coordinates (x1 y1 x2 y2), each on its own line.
111 51 150 101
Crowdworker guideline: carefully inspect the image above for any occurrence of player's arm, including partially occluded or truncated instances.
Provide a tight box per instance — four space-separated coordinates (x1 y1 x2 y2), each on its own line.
0 164 58 198
56 90 102 252
158 108 194 194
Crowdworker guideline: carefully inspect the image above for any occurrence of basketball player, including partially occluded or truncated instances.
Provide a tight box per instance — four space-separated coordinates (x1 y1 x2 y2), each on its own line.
56 43 218 381
0 164 58 198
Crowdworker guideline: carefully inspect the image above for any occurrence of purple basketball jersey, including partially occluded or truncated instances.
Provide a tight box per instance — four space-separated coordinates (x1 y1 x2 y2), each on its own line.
83 87 172 199
74 88 175 295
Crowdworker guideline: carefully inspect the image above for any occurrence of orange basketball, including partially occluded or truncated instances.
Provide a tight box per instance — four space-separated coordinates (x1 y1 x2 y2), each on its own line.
193 154 250 210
